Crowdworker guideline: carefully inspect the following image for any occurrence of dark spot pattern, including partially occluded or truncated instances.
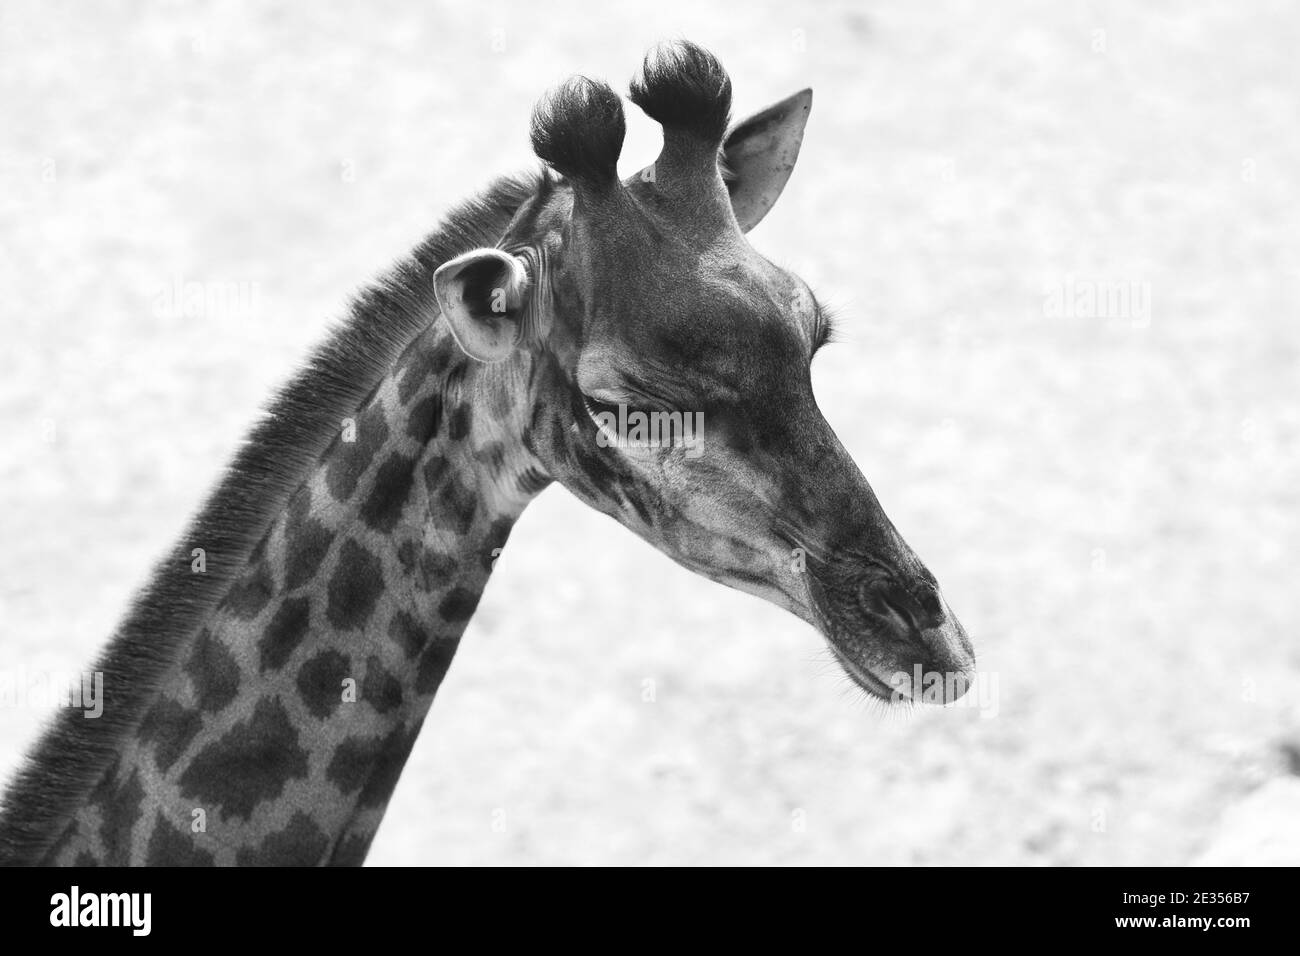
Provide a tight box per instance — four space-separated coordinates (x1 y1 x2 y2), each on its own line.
487 516 515 548
328 725 422 809
87 759 119 803
358 723 422 808
138 698 203 774
224 563 275 620
396 539 419 574
178 696 309 821
416 636 461 695
406 392 442 444
329 832 373 867
387 610 426 660
397 339 449 405
438 587 480 623
297 649 352 720
397 346 432 405
447 403 472 440
97 769 144 865
434 473 478 535
359 452 417 533
145 812 215 866
185 628 240 713
326 402 390 502
259 597 312 672
362 656 403 714
325 736 372 795
234 812 329 866
416 548 455 593
475 440 507 474
422 454 449 493
326 540 385 630
284 507 334 591
569 433 622 501
489 374 522 420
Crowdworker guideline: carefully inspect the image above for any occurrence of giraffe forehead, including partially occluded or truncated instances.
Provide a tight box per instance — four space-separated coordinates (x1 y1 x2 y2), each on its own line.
572 261 815 398
529 178 815 362
573 185 739 272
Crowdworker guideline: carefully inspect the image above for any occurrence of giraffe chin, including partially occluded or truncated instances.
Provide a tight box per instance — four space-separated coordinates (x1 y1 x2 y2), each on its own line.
827 644 906 703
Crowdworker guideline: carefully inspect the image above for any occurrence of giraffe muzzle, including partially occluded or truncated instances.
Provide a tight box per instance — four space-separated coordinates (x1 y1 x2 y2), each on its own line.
810 569 976 705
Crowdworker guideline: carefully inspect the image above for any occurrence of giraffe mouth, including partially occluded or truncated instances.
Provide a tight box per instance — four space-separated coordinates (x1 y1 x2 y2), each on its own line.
803 569 975 705
827 642 903 703
801 567 905 702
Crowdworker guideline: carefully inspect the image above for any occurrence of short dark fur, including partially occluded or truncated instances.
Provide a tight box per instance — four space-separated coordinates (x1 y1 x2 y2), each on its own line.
629 40 732 145
0 172 541 865
529 76 626 187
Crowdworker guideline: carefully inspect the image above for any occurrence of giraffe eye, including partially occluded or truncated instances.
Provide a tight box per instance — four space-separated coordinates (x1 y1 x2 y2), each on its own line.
582 393 657 423
582 394 621 424
581 392 665 429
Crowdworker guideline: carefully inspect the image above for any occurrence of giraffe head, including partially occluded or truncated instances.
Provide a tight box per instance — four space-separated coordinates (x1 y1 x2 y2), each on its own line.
434 42 974 704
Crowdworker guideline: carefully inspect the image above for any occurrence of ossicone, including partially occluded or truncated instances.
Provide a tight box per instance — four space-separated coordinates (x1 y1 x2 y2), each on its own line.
529 76 626 191
629 40 732 149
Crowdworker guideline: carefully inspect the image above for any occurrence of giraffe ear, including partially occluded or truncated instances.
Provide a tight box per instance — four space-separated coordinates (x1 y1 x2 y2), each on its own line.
433 249 531 363
721 88 813 233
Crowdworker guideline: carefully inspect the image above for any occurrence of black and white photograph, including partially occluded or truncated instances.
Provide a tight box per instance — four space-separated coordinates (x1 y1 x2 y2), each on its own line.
0 0 1294 917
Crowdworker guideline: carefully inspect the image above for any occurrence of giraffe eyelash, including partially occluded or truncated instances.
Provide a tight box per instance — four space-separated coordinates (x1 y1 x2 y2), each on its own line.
582 393 670 428
811 294 840 356
813 309 839 352
582 394 618 423
582 393 645 424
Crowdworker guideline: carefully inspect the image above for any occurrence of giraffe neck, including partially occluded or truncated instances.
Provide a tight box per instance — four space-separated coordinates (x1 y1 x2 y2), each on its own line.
41 322 546 865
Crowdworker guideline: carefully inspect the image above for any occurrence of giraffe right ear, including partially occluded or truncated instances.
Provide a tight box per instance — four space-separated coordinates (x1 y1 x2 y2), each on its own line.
433 249 532 363
721 88 813 233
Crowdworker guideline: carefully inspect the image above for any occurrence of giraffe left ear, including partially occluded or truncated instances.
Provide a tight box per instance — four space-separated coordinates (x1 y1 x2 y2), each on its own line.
722 88 813 233
434 249 532 363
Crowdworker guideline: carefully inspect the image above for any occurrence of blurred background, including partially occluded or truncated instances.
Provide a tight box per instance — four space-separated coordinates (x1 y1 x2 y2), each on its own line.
1 0 1298 865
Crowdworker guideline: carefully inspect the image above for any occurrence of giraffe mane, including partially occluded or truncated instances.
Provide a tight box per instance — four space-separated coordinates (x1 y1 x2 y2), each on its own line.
0 171 543 865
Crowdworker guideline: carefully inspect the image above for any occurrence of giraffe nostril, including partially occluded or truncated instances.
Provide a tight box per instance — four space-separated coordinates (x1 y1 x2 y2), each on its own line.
857 580 915 639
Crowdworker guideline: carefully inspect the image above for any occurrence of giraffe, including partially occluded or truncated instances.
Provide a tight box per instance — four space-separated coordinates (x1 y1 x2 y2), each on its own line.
0 41 974 866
